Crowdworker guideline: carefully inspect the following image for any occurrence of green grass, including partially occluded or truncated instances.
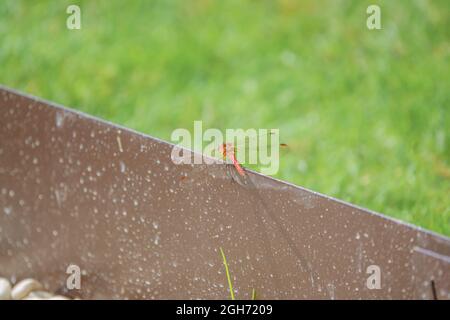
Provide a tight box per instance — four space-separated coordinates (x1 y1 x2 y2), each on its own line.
0 0 449 235
219 247 256 300
219 247 235 300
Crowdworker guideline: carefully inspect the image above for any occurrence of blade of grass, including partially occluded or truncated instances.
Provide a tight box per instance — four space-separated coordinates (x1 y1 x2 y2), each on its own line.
219 247 235 300
251 288 256 300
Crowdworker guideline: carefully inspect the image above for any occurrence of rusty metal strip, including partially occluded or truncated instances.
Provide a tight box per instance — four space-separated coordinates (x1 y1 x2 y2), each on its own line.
0 86 449 299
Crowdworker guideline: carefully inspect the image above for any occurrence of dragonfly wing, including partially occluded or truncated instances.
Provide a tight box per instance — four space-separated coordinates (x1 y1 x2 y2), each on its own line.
234 131 288 165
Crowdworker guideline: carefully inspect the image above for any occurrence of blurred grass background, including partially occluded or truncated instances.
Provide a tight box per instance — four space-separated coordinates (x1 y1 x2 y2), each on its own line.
0 0 449 235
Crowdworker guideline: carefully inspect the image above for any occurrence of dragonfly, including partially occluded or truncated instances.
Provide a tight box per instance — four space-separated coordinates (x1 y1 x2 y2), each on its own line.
217 130 288 178
178 129 288 185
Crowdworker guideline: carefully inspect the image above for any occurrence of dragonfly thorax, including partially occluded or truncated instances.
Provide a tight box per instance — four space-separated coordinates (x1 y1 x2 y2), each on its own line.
218 143 236 158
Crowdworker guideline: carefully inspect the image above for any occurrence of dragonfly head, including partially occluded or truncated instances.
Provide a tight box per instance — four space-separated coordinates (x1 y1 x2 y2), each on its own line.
218 143 235 158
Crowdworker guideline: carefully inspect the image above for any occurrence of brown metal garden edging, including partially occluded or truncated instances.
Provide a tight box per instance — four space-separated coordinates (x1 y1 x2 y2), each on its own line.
0 86 449 299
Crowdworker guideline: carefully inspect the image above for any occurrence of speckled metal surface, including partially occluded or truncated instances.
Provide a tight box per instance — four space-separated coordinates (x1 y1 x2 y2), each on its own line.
0 86 449 299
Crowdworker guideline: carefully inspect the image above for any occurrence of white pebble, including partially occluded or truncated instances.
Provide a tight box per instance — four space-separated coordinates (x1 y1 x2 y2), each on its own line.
0 278 12 300
11 278 43 300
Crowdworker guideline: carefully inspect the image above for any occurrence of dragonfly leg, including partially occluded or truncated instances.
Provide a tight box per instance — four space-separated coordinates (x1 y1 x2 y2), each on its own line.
226 163 249 187
226 164 237 184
